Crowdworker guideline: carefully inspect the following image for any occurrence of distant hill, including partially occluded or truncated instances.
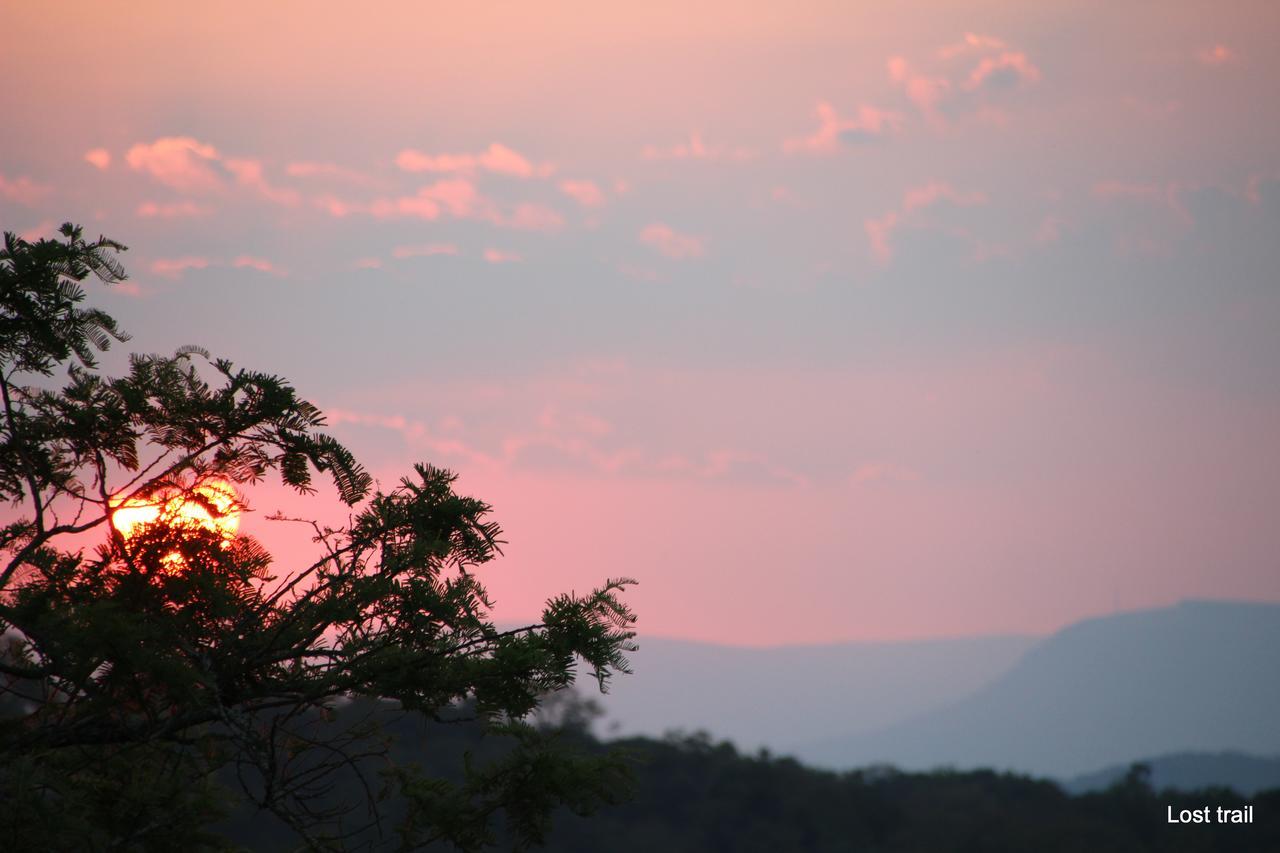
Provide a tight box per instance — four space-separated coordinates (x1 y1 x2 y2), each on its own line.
793 600 1280 778
594 633 1035 752
1066 751 1280 796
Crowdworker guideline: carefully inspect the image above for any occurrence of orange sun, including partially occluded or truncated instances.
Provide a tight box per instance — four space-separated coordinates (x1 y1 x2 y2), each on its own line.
111 478 242 571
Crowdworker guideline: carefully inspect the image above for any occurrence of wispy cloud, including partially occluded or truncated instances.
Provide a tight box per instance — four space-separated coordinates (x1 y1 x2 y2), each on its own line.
392 243 459 259
285 161 378 186
0 173 52 206
232 255 287 276
936 32 1009 59
889 34 1041 124
225 159 300 206
639 223 705 259
126 137 223 192
125 136 299 206
150 255 286 279
784 102 903 153
559 179 606 207
150 256 212 279
395 143 554 178
343 178 564 231
83 148 112 170
484 248 522 264
1196 44 1234 66
18 220 57 242
642 132 754 162
136 200 208 219
964 51 1041 92
865 181 987 264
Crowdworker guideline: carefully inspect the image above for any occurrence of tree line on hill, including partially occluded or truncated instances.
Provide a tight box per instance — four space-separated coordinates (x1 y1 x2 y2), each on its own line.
204 694 1278 852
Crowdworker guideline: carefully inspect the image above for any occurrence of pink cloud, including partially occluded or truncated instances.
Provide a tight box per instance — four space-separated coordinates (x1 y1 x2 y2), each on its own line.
126 137 223 192
559 179 606 207
1035 215 1067 245
224 158 300 206
642 132 754 162
903 181 987 212
395 143 553 178
136 200 207 218
479 143 550 178
890 35 1040 123
937 32 1008 59
1196 44 1234 66
285 161 376 185
394 150 473 173
354 257 383 270
639 223 705 259
888 56 952 119
964 51 1041 92
328 400 645 479
392 243 459 259
314 195 356 217
364 179 483 221
84 148 112 170
126 137 299 205
367 191 442 220
419 177 483 217
149 255 283 279
332 378 813 484
864 212 900 265
326 407 496 469
506 202 564 231
18 220 57 242
865 181 987 264
484 248 522 264
357 180 562 230
784 102 903 153
536 405 613 438
0 173 51 206
232 255 286 276
150 256 211 279
770 185 799 206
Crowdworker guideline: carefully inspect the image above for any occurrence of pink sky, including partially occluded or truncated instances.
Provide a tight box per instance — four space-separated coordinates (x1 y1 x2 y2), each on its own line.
4 1 1280 644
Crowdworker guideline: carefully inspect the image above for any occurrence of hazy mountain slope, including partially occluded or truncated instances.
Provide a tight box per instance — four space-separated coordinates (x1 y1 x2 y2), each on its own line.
793 600 1280 778
595 633 1036 752
1066 751 1280 796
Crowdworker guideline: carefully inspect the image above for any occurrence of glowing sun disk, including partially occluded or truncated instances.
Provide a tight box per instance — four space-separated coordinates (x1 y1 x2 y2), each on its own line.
111 479 242 545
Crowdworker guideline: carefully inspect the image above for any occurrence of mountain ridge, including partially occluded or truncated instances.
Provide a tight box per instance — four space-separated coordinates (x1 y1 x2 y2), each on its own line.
792 599 1280 777
1066 750 1280 796
594 631 1037 752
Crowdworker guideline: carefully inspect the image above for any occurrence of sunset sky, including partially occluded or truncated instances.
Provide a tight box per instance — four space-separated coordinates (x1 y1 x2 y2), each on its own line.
4 1 1279 644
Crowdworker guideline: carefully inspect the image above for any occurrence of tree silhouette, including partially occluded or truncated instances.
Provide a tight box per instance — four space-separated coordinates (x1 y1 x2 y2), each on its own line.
0 224 636 850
